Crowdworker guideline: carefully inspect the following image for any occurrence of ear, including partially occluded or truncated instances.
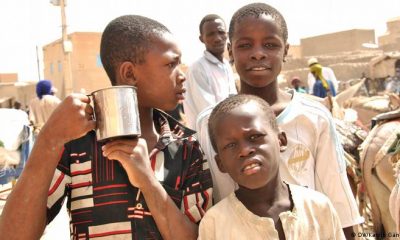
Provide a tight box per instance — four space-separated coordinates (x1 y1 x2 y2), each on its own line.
283 43 290 62
199 34 204 44
215 154 227 173
278 130 288 152
118 61 138 86
227 42 234 64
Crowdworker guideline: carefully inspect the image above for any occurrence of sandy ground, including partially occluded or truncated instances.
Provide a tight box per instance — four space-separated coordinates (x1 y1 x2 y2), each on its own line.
0 183 70 240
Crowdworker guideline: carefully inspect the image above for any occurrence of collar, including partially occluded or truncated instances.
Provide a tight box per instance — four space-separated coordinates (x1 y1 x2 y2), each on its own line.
203 50 224 65
153 108 196 150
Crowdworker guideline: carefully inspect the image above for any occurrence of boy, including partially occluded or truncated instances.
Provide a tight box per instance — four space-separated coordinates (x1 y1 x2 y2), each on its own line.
183 14 237 130
195 3 362 238
198 94 345 239
0 15 212 240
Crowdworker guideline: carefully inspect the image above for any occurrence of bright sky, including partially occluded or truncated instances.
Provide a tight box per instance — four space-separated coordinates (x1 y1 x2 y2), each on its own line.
1 0 399 82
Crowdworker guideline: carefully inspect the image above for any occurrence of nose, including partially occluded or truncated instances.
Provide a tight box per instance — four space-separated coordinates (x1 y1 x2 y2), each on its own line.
250 46 267 61
239 142 255 158
176 66 186 84
215 32 226 43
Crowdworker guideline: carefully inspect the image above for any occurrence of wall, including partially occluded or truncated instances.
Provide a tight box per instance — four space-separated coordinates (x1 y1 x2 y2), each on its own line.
301 29 376 57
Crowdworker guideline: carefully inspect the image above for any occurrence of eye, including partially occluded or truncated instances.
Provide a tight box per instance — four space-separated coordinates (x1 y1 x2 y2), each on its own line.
264 43 279 49
237 43 251 49
249 134 264 141
167 60 180 69
223 142 237 150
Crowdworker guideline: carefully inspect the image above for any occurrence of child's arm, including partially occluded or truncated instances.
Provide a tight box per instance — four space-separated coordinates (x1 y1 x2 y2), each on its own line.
0 94 95 239
102 138 210 240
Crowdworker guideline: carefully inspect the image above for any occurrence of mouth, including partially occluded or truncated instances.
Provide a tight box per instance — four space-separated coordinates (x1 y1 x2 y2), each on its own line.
241 159 262 175
176 88 186 100
246 65 272 72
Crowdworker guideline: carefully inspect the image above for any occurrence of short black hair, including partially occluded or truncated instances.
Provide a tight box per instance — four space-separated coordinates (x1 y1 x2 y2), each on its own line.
100 15 170 85
199 14 225 34
208 94 278 153
228 2 288 43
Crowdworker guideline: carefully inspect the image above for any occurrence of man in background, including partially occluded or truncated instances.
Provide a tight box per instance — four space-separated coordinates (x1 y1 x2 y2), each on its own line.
28 80 61 136
307 57 339 94
183 14 237 130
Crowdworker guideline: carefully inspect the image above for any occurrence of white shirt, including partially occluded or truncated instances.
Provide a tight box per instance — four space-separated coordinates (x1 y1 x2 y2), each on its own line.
198 184 345 240
308 66 339 94
195 91 363 228
29 95 61 132
183 50 237 130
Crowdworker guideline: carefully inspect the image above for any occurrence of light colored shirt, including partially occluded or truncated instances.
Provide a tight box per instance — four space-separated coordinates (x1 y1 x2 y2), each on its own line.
198 184 345 240
195 90 363 228
308 66 339 94
183 50 237 130
28 95 61 132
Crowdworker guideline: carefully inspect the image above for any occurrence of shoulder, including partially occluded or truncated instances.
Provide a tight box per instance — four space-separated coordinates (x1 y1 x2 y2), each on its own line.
290 184 334 210
293 93 333 119
188 56 207 71
202 194 233 219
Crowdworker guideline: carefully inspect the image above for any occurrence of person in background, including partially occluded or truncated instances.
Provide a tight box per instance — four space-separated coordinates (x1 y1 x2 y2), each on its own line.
309 62 337 98
307 57 339 95
290 76 307 93
28 80 61 136
183 14 237 130
385 67 400 94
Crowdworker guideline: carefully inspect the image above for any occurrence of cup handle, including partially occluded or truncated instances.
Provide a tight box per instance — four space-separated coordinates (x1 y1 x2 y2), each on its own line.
86 94 96 121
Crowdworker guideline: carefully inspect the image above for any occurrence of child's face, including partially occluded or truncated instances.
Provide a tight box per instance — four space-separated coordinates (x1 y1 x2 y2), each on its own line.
214 102 282 190
229 15 288 88
200 19 227 57
134 33 186 111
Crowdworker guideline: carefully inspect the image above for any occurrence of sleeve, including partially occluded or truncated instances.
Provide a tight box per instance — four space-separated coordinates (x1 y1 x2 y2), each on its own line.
46 144 72 224
196 108 236 202
314 111 363 227
325 196 346 240
307 72 315 94
180 139 213 223
198 213 216 240
183 64 218 129
325 67 339 93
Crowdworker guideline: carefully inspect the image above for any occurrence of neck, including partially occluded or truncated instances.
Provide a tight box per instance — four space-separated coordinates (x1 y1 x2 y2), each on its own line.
138 107 159 149
235 176 289 217
239 80 292 116
208 50 224 62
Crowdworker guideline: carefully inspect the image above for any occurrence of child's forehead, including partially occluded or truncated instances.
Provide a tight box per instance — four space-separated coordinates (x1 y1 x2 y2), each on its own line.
218 103 264 123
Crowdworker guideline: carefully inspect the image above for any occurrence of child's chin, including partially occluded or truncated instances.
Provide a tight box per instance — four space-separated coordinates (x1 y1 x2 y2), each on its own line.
161 102 178 112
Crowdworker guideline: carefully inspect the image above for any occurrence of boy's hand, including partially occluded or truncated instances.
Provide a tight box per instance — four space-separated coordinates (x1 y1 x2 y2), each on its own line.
102 138 154 188
40 93 96 144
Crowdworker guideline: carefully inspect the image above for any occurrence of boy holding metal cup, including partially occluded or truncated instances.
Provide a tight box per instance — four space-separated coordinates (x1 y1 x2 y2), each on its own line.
0 15 212 240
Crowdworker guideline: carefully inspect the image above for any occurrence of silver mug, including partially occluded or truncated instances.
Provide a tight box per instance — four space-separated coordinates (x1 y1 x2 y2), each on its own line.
89 86 141 141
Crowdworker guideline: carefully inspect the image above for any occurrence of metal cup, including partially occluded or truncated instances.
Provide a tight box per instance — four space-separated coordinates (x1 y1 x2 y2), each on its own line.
89 86 141 141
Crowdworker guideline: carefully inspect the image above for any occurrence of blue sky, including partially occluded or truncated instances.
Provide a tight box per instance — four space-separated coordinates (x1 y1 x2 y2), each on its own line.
1 0 399 81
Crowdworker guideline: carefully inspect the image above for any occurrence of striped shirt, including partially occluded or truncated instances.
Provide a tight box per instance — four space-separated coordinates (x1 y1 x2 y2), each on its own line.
47 109 213 239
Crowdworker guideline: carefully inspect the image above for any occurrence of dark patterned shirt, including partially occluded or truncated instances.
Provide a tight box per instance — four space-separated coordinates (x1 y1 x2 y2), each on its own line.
47 109 213 239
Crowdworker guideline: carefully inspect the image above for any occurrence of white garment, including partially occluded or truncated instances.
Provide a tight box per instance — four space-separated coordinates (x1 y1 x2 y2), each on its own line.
308 66 339 94
198 184 345 240
183 50 237 130
195 90 363 228
29 95 61 132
